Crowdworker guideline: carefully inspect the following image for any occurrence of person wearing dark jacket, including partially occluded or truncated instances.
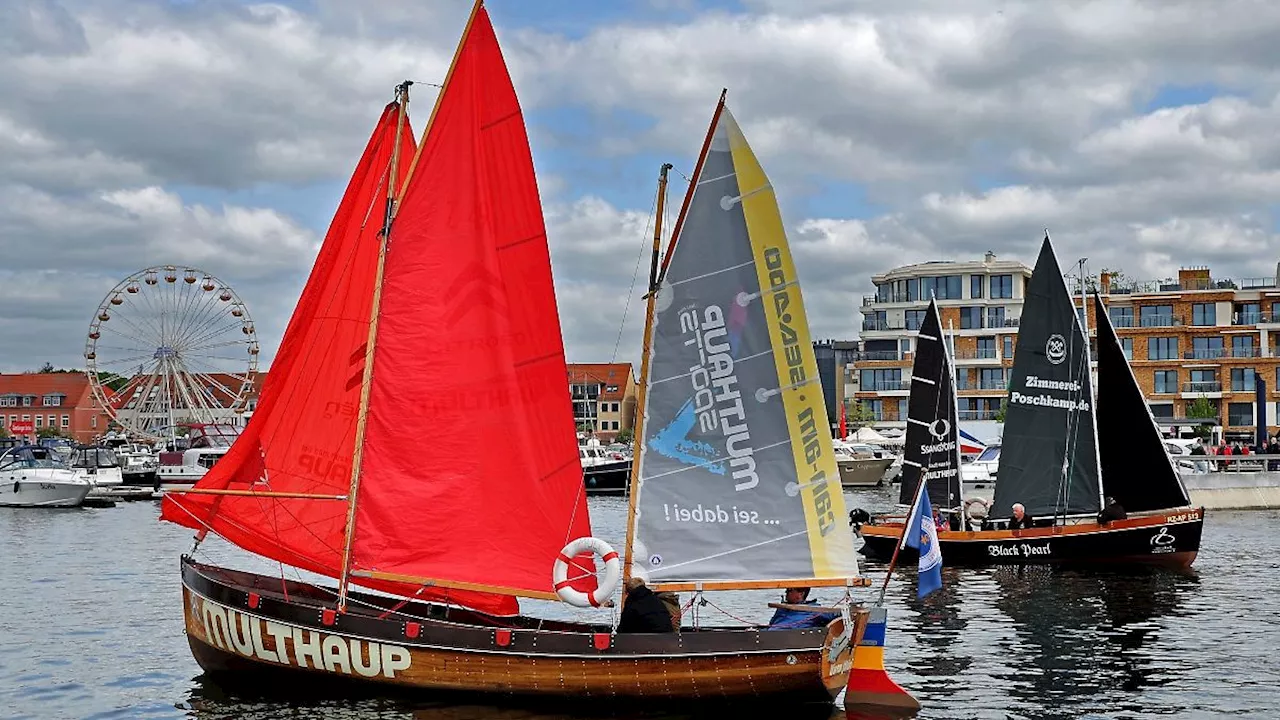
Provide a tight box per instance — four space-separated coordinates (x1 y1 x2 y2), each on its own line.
617 578 677 633
767 587 839 629
1098 495 1127 524
1007 503 1033 530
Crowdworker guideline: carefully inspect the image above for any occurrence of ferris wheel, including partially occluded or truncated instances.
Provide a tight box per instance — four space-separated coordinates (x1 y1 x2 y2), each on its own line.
85 265 260 440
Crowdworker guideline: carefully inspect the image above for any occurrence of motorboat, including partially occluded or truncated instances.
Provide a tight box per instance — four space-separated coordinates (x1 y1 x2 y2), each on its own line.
833 441 896 488
117 443 160 485
157 424 239 488
0 444 92 508
69 445 124 497
578 435 631 495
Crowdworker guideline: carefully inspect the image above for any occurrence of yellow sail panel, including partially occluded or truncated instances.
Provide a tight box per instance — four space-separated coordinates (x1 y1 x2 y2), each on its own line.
722 108 859 579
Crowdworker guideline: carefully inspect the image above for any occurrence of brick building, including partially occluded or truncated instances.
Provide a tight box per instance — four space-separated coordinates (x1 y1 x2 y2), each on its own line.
0 373 113 443
567 363 637 442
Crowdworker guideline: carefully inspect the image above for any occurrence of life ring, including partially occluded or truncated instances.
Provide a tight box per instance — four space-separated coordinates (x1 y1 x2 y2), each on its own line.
963 497 991 523
553 537 622 608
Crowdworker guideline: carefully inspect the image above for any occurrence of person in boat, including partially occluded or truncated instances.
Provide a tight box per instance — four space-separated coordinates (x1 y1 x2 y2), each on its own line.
767 587 839 629
617 577 678 633
1097 495 1127 524
1007 503 1033 530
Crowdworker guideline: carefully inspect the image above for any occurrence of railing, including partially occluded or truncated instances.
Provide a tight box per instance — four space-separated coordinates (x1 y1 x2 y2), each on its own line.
863 380 910 392
958 409 1000 421
1139 315 1183 327
862 320 906 332
1184 348 1226 360
862 295 877 306
1109 315 1136 328
1182 381 1222 393
1229 346 1263 358
865 410 901 422
852 351 901 361
977 379 1008 390
1187 453 1280 473
953 348 999 360
1234 312 1265 326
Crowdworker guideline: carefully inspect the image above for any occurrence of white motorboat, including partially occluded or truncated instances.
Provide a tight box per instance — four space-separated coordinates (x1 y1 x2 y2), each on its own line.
0 445 92 508
833 440 896 488
69 445 124 497
577 435 631 495
157 424 239 488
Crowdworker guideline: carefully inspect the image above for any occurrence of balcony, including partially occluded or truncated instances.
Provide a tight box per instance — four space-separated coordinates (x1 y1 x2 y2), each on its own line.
958 409 1000 421
954 348 999 360
863 380 910 392
1233 312 1270 326
1139 315 1183 328
862 319 906 332
1229 346 1263 358
977 379 1008 391
1109 315 1137 328
852 350 901 362
1182 381 1222 393
1184 348 1227 360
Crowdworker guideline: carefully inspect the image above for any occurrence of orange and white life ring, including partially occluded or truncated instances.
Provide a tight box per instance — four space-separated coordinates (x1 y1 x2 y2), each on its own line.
963 497 991 522
553 537 621 608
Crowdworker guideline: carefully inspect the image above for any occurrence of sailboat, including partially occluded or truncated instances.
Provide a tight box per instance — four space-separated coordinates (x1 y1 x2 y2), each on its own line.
858 236 1204 566
160 2 914 706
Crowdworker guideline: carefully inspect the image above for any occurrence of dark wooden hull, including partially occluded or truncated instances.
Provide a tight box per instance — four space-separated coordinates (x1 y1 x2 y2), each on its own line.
582 460 631 495
180 558 864 703
857 508 1204 568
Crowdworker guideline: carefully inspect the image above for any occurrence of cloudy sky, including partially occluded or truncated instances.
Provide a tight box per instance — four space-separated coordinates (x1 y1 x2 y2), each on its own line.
4 0 1280 376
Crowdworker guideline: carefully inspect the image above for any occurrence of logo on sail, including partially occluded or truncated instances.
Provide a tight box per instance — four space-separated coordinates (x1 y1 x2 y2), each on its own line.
1150 527 1176 553
929 419 951 441
1046 334 1067 365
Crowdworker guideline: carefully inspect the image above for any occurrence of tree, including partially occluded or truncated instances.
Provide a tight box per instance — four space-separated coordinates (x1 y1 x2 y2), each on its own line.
842 399 878 430
38 361 55 373
1185 395 1218 440
615 428 634 444
993 399 1008 423
36 426 64 439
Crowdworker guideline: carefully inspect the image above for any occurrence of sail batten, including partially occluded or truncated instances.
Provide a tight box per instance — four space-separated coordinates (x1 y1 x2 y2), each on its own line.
992 236 1102 519
629 103 859 588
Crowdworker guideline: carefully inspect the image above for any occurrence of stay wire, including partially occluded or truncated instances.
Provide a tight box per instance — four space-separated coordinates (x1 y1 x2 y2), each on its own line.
609 180 660 364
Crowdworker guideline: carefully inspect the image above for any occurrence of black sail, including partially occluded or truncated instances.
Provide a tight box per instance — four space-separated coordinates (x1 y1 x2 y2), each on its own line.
992 236 1101 518
1093 293 1191 511
896 299 962 510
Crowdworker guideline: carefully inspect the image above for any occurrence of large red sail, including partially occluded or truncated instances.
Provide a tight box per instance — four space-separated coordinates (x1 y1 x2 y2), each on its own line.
352 7 593 598
160 102 516 615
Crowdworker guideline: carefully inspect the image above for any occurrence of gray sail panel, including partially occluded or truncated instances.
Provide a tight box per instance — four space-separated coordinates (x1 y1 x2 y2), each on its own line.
991 236 1101 519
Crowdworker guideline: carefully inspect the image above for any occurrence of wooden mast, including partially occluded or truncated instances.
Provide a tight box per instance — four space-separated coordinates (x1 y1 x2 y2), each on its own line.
620 162 672 587
336 0 486 612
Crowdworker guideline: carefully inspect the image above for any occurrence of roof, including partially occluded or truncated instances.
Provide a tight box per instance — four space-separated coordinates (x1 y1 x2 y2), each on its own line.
566 363 634 401
0 373 94 406
111 370 266 410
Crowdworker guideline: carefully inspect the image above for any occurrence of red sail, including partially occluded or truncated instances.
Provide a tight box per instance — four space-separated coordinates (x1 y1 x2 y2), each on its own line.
352 7 594 598
160 102 517 615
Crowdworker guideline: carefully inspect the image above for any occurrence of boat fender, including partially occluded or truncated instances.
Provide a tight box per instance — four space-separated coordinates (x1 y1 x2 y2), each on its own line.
12 480 18 493
963 497 991 524
553 537 621 608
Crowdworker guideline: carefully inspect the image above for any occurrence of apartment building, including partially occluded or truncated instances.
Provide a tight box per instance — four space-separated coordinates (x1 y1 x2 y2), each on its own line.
813 339 859 433
851 253 1034 427
1084 267 1280 439
0 373 114 443
567 363 638 442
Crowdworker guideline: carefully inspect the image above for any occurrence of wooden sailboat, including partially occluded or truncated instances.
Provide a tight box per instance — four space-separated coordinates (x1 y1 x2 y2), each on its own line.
160 2 914 706
858 235 1204 567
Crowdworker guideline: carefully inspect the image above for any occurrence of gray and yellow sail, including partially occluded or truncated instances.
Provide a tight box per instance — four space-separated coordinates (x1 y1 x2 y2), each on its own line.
628 105 859 591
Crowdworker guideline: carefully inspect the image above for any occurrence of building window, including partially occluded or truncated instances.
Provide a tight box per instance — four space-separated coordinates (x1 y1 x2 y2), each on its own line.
1235 303 1261 325
864 311 888 332
1142 305 1175 327
61 415 69 429
990 275 1013 299
875 283 891 302
1231 335 1256 358
35 415 43 428
986 306 1006 329
1189 369 1217 393
959 307 982 330
905 309 927 331
906 278 919 302
1109 306 1134 328
22 396 33 407
860 399 884 421
1192 336 1225 359
955 369 972 390
1120 338 1133 360
47 415 55 428
92 416 98 429
970 275 984 299
41 394 62 407
900 339 912 356
1002 336 1014 359
860 369 903 391
1231 368 1256 392
1149 403 1175 419
976 337 996 359
1153 370 1177 394
979 368 1006 390
1228 402 1253 426
1191 303 1216 326
1148 337 1178 360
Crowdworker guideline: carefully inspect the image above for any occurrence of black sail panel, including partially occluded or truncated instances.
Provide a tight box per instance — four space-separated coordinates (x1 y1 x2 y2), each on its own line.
1093 293 1191 511
896 299 962 510
991 236 1101 518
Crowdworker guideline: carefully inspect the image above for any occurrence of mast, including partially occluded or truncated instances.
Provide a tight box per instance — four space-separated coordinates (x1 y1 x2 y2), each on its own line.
621 162 672 586
1074 253 1105 511
947 318 962 509
336 81 411 612
657 89 727 284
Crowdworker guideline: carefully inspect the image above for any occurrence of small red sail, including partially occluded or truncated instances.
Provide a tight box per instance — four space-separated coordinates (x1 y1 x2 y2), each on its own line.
353 7 594 598
160 102 516 615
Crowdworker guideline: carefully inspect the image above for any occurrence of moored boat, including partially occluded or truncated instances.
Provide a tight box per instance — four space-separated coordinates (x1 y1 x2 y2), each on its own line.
0 444 92 508
160 2 912 708
857 236 1204 568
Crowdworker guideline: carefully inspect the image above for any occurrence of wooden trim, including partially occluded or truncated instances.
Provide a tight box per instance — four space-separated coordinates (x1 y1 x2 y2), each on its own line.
349 570 560 602
657 88 727 281
166 489 346 500
648 577 871 593
395 0 485 204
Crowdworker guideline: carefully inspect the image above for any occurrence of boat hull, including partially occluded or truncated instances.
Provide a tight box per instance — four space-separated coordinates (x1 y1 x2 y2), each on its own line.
582 460 631 495
837 457 895 488
180 558 864 704
0 479 91 508
857 508 1204 568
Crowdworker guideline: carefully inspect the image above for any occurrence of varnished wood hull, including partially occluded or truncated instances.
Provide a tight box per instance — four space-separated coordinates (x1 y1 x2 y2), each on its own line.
858 507 1204 568
180 558 866 704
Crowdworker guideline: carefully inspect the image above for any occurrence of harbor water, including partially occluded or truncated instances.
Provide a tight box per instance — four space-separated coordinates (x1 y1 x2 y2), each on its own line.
1 490 1276 719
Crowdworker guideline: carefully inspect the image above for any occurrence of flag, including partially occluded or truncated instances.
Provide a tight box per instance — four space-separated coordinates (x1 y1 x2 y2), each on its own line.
903 487 943 598
839 402 848 439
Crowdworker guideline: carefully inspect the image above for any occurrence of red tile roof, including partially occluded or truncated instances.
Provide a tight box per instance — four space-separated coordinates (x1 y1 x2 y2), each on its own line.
566 363 634 402
0 373 94 406
111 370 266 410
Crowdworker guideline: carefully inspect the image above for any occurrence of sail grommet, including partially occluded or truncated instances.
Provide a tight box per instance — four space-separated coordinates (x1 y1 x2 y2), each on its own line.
553 537 622 609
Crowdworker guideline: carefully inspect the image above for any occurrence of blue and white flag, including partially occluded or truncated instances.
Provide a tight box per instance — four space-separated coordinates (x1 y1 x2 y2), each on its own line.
903 488 943 598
